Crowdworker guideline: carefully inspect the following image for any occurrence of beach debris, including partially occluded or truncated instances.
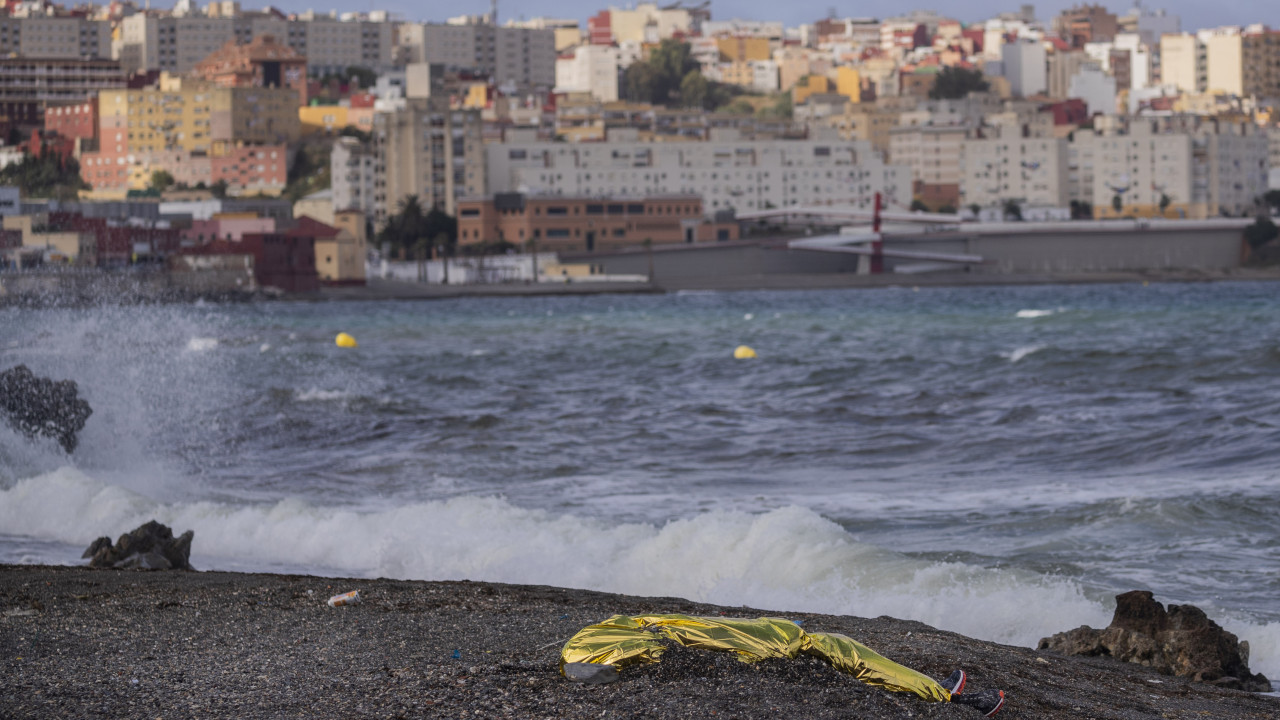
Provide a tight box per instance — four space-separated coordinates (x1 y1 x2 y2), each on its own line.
83 520 195 571
327 590 361 607
335 332 358 348
1037 590 1271 691
733 345 757 359
0 364 93 453
560 614 952 703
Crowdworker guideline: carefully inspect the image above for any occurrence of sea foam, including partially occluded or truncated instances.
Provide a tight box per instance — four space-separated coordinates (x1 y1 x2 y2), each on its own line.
16 467 1280 678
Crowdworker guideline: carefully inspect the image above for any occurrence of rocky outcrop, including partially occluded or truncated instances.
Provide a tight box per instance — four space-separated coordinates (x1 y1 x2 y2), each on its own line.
0 364 92 453
1038 590 1270 691
83 521 195 571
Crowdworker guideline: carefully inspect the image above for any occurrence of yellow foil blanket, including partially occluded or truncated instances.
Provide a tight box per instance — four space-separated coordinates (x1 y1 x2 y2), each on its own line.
560 614 951 702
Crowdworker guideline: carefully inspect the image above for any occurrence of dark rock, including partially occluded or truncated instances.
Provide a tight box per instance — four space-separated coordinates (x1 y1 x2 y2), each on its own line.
1038 590 1270 691
0 364 93 453
85 521 195 571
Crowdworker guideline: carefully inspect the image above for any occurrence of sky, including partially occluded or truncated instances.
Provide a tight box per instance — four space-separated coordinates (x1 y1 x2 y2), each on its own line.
350 1 1279 35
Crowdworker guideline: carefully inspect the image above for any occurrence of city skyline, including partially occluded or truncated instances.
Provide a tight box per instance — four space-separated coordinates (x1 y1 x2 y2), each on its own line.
386 0 1266 34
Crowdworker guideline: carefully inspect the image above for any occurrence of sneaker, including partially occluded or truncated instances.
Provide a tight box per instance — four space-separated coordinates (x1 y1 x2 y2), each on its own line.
951 688 1005 716
940 669 966 695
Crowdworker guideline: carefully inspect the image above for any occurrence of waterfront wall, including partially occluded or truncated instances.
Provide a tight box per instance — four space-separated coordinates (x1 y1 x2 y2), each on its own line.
578 220 1253 287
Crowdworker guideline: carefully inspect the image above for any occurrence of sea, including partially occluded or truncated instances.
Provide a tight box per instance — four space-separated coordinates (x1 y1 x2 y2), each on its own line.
2 281 1279 682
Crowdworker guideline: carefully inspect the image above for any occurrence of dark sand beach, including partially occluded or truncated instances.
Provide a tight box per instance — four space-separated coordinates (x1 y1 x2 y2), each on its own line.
2 565 1276 719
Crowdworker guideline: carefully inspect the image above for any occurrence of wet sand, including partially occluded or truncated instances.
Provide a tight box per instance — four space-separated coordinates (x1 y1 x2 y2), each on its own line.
2 565 1277 719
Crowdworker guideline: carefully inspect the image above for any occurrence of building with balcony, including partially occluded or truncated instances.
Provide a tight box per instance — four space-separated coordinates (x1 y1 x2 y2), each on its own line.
487 131 912 214
0 57 125 132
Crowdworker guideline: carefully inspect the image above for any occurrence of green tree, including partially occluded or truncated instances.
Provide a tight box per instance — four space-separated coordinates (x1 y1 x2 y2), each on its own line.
149 169 175 192
624 61 659 103
376 195 457 258
680 70 708 109
910 199 928 212
938 204 956 214
1244 217 1278 248
344 66 378 89
929 66 990 100
967 203 981 217
210 179 230 199
1263 189 1280 214
0 151 90 200
1003 199 1023 221
1112 194 1124 214
1159 193 1171 214
719 98 756 115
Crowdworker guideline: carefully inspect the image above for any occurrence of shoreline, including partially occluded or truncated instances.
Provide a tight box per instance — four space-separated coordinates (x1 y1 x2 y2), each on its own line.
2 565 1276 719
317 267 1280 302
7 266 1280 308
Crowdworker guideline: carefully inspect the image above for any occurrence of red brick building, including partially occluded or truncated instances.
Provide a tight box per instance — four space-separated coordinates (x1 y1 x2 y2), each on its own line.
456 194 738 253
43 99 98 143
194 35 309 104
183 232 318 293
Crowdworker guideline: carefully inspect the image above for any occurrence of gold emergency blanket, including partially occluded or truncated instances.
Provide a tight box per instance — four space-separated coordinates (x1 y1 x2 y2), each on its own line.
560 614 951 702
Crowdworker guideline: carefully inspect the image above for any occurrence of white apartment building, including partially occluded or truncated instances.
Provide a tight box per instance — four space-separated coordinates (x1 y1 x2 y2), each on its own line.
961 135 1070 209
1076 119 1269 217
1159 33 1206 94
555 44 619 102
118 13 394 75
1068 63 1118 116
403 23 555 91
331 136 378 218
1002 38 1047 98
1203 28 1244 96
487 132 913 214
0 15 111 58
889 125 970 188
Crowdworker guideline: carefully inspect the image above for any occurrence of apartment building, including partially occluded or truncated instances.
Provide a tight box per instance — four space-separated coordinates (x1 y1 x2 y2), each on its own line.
331 135 377 217
1002 38 1048 98
0 57 125 131
1079 118 1268 218
1204 28 1244 96
487 132 913 214
1242 30 1280 99
401 22 556 91
555 44 620 102
961 135 1071 209
889 124 970 207
1160 33 1207 94
822 107 900 157
79 83 297 196
0 15 112 59
371 99 484 226
118 13 394 75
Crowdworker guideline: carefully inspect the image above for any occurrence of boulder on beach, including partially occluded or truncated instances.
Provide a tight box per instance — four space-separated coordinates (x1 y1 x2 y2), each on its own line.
83 520 195 571
1038 590 1270 691
0 364 93 453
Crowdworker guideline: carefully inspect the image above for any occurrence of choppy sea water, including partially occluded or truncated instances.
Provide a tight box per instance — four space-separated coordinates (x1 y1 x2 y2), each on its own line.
2 282 1280 679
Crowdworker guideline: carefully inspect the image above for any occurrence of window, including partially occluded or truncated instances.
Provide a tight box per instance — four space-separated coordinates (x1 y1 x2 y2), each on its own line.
586 204 603 214
546 228 570 237
460 208 479 217
627 204 644 213
546 206 568 215
607 204 624 215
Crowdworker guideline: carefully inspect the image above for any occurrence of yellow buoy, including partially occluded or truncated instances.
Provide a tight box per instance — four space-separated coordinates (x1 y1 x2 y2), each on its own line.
733 345 757 359
335 332 358 348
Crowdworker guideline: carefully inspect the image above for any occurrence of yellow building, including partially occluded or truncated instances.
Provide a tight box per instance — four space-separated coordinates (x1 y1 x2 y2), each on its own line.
99 84 300 154
298 104 349 135
716 36 771 62
824 105 900 156
835 66 861 103
792 75 831 105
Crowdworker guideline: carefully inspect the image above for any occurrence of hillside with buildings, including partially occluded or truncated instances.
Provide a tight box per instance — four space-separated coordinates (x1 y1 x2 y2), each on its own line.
1 1 1279 294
